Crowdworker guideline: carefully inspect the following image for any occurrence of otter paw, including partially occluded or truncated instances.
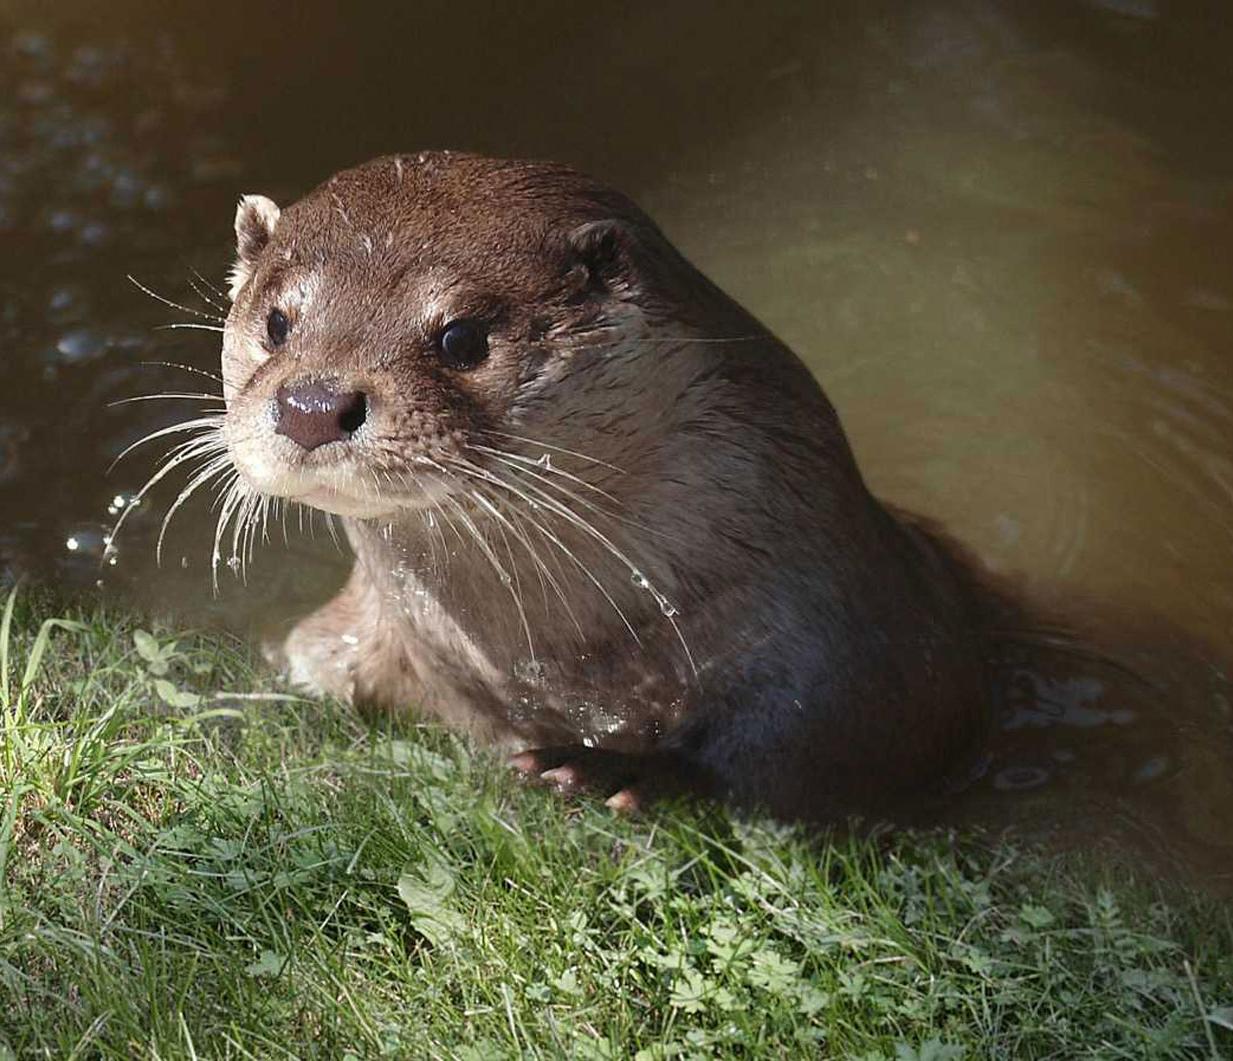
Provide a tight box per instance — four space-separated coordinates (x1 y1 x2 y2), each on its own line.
260 634 290 673
509 746 682 813
267 623 359 702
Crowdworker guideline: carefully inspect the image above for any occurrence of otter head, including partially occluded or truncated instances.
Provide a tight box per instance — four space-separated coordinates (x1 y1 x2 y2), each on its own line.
221 152 679 520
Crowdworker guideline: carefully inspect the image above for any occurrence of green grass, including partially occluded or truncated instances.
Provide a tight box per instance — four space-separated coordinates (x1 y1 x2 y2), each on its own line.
0 587 1230 1059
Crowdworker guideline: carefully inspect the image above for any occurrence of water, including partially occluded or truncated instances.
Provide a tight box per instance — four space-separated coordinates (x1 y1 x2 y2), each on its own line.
1 0 1231 886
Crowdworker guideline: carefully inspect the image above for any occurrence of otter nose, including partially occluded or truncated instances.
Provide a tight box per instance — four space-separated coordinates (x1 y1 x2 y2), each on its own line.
274 379 368 451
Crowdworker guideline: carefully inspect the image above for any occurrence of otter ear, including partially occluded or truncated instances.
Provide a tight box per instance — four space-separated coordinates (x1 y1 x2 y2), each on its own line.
566 219 639 299
228 194 281 300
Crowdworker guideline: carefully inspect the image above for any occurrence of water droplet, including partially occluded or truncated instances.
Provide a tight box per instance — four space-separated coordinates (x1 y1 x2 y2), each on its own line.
226 556 241 572
106 492 136 516
48 287 80 314
56 328 108 363
63 527 107 557
515 660 546 686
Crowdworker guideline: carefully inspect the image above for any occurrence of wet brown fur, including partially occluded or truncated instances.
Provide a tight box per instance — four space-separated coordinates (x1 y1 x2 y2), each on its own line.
221 152 991 821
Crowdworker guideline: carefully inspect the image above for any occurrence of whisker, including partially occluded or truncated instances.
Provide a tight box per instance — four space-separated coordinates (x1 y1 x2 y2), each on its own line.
420 501 443 574
469 485 583 640
479 488 547 606
490 450 685 548
108 392 225 408
231 489 260 580
614 334 762 346
188 269 230 314
451 454 696 675
156 453 234 563
505 498 576 614
477 450 627 532
108 414 225 471
154 322 226 334
138 360 225 384
445 458 641 646
486 498 535 656
212 475 249 590
430 487 470 554
107 433 226 550
470 443 623 506
421 493 452 576
259 493 273 550
458 455 642 580
438 488 535 660
155 437 230 477
127 274 226 322
114 436 224 510
191 267 227 297
478 430 624 473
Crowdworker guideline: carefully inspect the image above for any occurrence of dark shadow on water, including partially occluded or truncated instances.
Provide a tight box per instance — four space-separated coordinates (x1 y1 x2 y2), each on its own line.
901 584 1233 894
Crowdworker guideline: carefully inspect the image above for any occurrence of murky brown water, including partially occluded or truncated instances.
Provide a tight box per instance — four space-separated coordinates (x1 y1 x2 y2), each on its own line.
2 1 1231 886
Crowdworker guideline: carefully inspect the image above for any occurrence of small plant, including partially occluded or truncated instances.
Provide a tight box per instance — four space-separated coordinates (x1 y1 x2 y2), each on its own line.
0 583 90 783
131 627 209 708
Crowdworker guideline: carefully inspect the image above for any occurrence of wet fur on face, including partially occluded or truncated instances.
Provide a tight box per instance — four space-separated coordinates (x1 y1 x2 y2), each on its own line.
223 154 689 515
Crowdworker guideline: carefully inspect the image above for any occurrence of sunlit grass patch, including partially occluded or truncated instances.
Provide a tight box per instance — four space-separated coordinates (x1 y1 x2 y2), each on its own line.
0 587 1230 1058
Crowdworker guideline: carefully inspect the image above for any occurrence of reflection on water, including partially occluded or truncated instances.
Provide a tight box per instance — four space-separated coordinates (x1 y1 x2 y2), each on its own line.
0 1 1230 887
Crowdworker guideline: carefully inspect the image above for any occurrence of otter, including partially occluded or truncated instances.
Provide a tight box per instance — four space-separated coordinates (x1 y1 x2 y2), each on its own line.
219 151 988 821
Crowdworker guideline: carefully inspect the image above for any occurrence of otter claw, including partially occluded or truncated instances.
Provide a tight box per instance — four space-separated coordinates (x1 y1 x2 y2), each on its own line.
539 765 583 792
508 745 697 814
605 788 641 814
508 751 542 776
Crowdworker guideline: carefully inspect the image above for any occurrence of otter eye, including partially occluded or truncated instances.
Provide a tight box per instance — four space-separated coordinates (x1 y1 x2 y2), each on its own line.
437 319 489 370
266 308 290 347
